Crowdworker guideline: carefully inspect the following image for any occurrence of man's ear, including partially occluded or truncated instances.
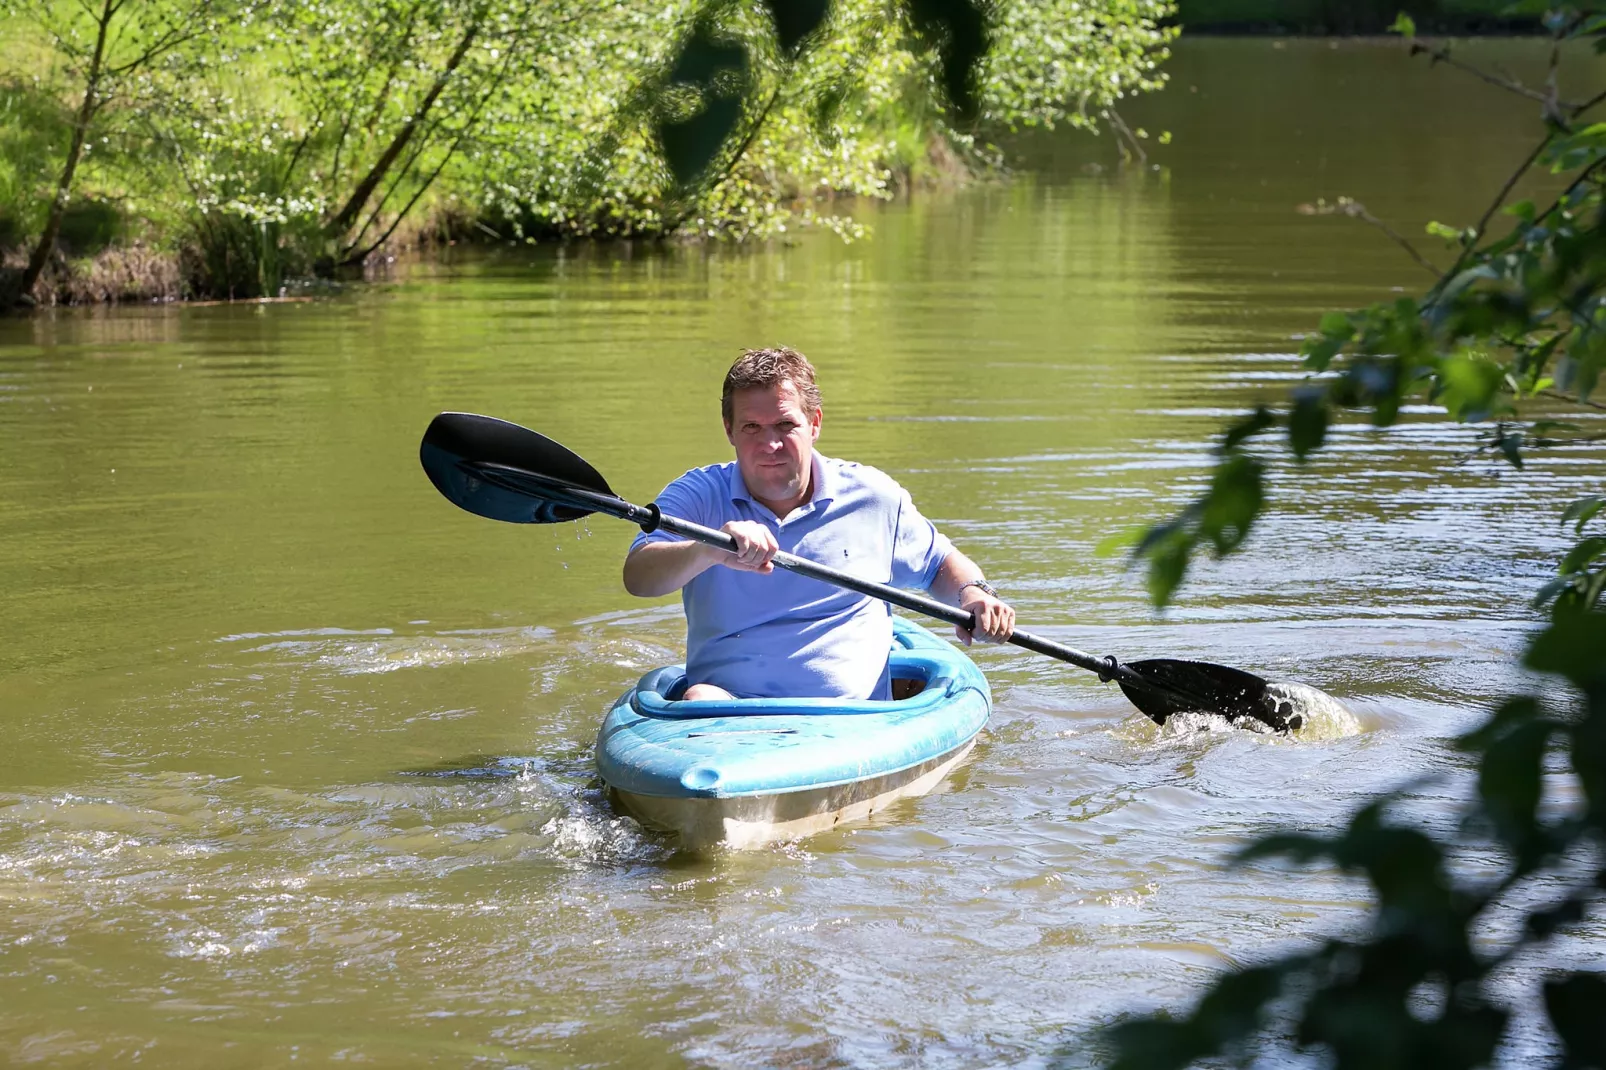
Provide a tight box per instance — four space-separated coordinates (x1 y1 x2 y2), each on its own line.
810 406 823 438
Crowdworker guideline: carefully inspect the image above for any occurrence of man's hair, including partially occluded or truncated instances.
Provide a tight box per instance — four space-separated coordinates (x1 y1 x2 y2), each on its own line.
721 346 823 425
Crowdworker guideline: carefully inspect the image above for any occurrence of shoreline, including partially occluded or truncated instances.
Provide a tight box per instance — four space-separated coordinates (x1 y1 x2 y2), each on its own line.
1173 0 1539 36
1178 20 1541 36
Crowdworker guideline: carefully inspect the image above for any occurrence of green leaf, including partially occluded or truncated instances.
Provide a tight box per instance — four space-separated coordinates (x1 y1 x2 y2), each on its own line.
1458 695 1541 751
1301 333 1345 372
1586 570 1606 613
1340 823 1450 918
1502 198 1536 223
1533 575 1577 610
1571 13 1606 40
1524 612 1606 689
1543 122 1606 173
1318 310 1353 338
1094 526 1145 558
1105 964 1290 1070
1388 12 1416 37
1425 220 1469 244
1237 831 1334 866
1478 718 1554 867
1562 496 1606 533
762 0 830 56
1219 405 1275 453
1560 537 1606 576
1199 455 1264 555
1544 973 1606 1068
1302 311 1355 371
1104 1018 1199 1070
1145 529 1190 609
1437 354 1507 422
1288 389 1329 460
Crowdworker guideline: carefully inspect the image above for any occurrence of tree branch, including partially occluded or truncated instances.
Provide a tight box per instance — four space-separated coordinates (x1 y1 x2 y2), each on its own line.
340 34 520 264
14 0 115 303
1424 134 1554 307
1409 41 1580 110
324 11 483 237
105 1 214 77
1539 389 1606 412
1297 197 1441 277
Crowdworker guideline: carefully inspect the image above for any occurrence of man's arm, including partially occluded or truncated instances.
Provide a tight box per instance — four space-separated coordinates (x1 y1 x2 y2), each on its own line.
930 550 1015 646
622 521 780 598
623 540 719 598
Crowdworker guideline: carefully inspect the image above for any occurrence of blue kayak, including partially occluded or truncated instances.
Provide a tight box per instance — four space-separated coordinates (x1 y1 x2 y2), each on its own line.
596 617 992 849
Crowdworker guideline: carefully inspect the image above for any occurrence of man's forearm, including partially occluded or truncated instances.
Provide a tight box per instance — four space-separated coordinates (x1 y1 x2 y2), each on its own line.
930 550 987 604
623 540 718 598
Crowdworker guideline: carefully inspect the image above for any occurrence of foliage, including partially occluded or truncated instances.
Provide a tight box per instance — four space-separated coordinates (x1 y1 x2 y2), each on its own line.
2 0 1177 302
1106 9 1606 1068
982 0 1175 158
1 0 230 302
0 76 72 247
631 0 1176 231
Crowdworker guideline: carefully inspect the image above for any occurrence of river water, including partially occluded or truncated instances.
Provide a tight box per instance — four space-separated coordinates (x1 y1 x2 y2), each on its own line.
2 38 1601 1068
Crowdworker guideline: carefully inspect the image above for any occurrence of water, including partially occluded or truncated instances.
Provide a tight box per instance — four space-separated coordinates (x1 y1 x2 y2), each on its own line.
2 38 1601 1067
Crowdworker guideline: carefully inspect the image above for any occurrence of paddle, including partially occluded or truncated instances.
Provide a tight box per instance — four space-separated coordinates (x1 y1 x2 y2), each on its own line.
419 412 1302 732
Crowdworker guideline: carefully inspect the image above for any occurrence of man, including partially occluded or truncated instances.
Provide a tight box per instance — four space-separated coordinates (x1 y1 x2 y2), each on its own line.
623 346 1015 701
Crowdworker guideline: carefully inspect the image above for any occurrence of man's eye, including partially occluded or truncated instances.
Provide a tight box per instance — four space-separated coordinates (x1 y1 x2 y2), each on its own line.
778 422 796 433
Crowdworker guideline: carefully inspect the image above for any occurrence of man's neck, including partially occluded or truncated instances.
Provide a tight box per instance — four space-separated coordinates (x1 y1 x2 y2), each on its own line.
752 460 814 520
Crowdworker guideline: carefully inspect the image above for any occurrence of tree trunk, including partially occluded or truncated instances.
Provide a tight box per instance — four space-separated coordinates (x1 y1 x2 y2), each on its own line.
325 16 481 243
15 0 114 305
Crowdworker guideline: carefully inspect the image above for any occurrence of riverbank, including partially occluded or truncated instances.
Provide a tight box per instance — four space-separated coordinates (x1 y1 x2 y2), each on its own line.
1176 0 1536 34
0 0 1174 311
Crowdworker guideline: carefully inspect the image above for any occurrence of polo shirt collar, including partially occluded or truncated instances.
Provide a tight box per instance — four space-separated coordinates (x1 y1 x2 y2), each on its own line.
729 453 836 510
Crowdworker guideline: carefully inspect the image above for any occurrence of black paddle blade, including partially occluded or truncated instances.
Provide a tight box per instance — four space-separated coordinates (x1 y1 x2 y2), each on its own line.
420 412 616 524
1120 659 1300 733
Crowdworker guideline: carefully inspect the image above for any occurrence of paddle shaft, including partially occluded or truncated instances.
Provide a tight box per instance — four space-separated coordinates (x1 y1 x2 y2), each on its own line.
468 460 1164 697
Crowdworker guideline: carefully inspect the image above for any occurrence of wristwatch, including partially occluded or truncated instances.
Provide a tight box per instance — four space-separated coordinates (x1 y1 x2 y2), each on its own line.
956 579 997 600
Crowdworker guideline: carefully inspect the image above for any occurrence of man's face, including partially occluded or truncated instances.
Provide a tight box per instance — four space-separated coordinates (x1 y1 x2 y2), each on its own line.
725 381 822 509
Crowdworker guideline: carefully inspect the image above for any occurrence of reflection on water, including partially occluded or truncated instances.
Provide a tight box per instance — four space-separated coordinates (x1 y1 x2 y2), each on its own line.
1 37 1601 1068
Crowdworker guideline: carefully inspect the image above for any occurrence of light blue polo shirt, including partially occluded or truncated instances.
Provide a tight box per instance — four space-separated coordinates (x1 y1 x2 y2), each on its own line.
629 454 954 700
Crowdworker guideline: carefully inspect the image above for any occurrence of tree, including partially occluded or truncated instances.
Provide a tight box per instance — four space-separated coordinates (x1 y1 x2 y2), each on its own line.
634 0 1175 231
5 0 222 306
1098 9 1606 1067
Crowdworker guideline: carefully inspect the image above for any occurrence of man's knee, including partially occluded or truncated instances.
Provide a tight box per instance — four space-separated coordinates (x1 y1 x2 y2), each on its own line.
683 683 735 701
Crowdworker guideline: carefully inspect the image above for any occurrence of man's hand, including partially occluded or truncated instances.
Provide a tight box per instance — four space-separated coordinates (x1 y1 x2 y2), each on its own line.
956 589 1014 647
718 520 778 574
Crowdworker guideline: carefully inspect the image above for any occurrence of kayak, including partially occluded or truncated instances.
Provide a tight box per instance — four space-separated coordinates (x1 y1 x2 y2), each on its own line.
596 616 991 849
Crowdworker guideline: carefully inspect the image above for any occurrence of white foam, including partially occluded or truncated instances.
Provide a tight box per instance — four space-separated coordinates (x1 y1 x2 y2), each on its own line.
1264 681 1364 739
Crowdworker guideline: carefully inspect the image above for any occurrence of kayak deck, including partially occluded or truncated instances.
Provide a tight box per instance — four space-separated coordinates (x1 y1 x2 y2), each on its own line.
596 617 991 849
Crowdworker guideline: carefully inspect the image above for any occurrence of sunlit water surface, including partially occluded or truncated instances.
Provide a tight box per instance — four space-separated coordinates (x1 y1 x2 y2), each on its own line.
2 39 1601 1068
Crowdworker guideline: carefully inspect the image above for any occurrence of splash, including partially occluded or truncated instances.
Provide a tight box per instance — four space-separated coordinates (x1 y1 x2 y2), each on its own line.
1151 681 1361 740
538 810 659 862
1263 680 1363 740
1155 711 1245 739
